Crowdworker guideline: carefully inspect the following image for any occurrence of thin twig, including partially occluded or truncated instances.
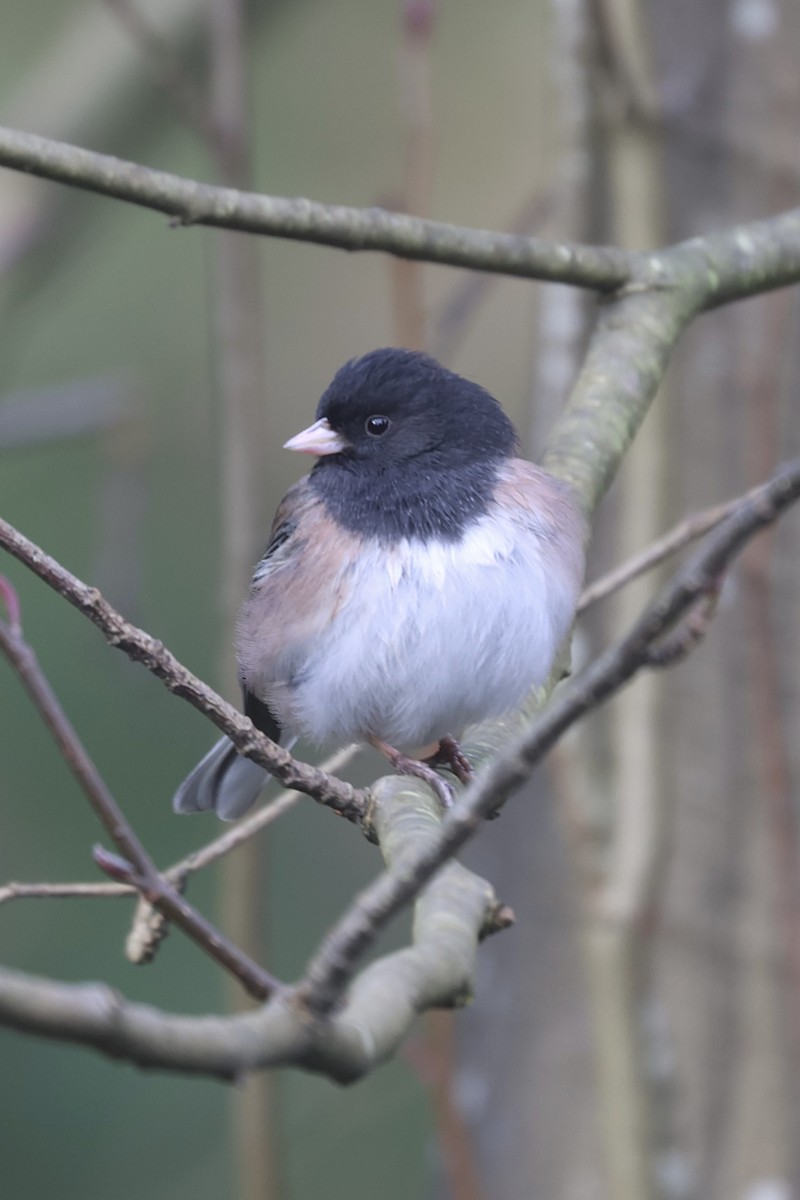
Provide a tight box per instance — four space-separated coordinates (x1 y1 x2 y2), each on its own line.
177 744 360 874
641 587 720 668
0 517 366 820
297 456 800 1013
577 487 768 612
0 604 281 1001
125 745 359 964
0 745 360 913
0 881 129 903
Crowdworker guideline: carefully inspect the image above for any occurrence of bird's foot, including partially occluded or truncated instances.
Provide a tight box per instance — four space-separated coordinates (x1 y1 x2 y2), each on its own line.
369 737 455 808
426 734 474 786
426 736 502 820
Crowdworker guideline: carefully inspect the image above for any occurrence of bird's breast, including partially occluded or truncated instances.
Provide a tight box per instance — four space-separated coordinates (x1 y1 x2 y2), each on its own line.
280 506 580 749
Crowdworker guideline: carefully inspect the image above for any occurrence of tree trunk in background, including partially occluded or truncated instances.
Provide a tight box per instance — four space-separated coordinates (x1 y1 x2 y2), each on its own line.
208 4 278 1199
653 0 800 1194
449 3 800 1198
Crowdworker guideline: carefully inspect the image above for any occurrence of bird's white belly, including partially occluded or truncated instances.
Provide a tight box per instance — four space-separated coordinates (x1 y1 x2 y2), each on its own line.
289 514 573 749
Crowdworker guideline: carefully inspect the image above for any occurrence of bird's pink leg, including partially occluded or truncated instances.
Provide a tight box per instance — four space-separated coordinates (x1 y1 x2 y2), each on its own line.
368 737 455 808
426 734 474 786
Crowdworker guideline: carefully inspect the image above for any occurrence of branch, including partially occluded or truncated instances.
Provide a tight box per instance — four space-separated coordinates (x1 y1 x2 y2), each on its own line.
5 123 800 1076
535 216 800 513
0 600 280 1001
0 779 506 1083
0 881 128 903
0 747 356 912
1 744 358 974
0 518 365 820
295 456 800 1013
0 125 633 289
542 285 699 511
2 126 800 313
2 459 798 1077
577 482 769 613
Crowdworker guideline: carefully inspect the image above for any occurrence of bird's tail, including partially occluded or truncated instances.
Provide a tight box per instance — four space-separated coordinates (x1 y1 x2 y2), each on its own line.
172 737 269 821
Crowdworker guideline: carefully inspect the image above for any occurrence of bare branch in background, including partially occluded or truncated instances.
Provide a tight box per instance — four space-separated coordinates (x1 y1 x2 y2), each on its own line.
0 744 358 945
530 0 599 435
576 487 769 613
0 125 635 289
3 126 800 308
0 881 129 903
103 0 217 143
206 0 284 1189
739 286 800 1172
385 0 438 351
431 185 557 363
0 589 281 1001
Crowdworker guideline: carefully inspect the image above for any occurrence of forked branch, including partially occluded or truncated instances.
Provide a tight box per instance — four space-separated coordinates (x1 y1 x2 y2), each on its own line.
2 457 798 1076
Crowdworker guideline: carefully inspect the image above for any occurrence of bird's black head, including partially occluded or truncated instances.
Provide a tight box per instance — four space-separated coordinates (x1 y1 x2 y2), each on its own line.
314 347 518 469
295 349 520 543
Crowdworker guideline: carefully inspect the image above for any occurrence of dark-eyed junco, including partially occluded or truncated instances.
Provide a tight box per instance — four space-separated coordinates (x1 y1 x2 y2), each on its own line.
174 347 586 819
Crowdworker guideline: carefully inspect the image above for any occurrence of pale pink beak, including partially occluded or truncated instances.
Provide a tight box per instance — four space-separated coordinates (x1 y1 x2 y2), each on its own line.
283 417 349 456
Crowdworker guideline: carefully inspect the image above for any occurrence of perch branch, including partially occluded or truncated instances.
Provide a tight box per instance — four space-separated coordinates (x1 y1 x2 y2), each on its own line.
1 458 798 1076
296 456 800 1012
0 779 506 1083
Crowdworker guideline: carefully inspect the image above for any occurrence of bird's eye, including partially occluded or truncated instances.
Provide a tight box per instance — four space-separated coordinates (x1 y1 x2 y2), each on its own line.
365 415 391 436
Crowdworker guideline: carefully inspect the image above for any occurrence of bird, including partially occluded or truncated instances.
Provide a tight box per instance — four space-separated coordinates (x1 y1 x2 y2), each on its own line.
173 347 587 820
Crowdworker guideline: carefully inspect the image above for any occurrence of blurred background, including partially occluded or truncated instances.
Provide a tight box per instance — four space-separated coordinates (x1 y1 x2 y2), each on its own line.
2 1 800 1198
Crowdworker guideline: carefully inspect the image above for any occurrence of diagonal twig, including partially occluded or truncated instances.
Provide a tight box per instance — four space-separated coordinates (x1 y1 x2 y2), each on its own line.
0 517 366 820
577 482 772 613
0 745 360 912
0 597 281 1001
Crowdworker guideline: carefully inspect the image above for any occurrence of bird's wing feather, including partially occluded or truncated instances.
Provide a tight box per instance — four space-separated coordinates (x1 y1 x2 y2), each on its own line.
236 478 364 719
